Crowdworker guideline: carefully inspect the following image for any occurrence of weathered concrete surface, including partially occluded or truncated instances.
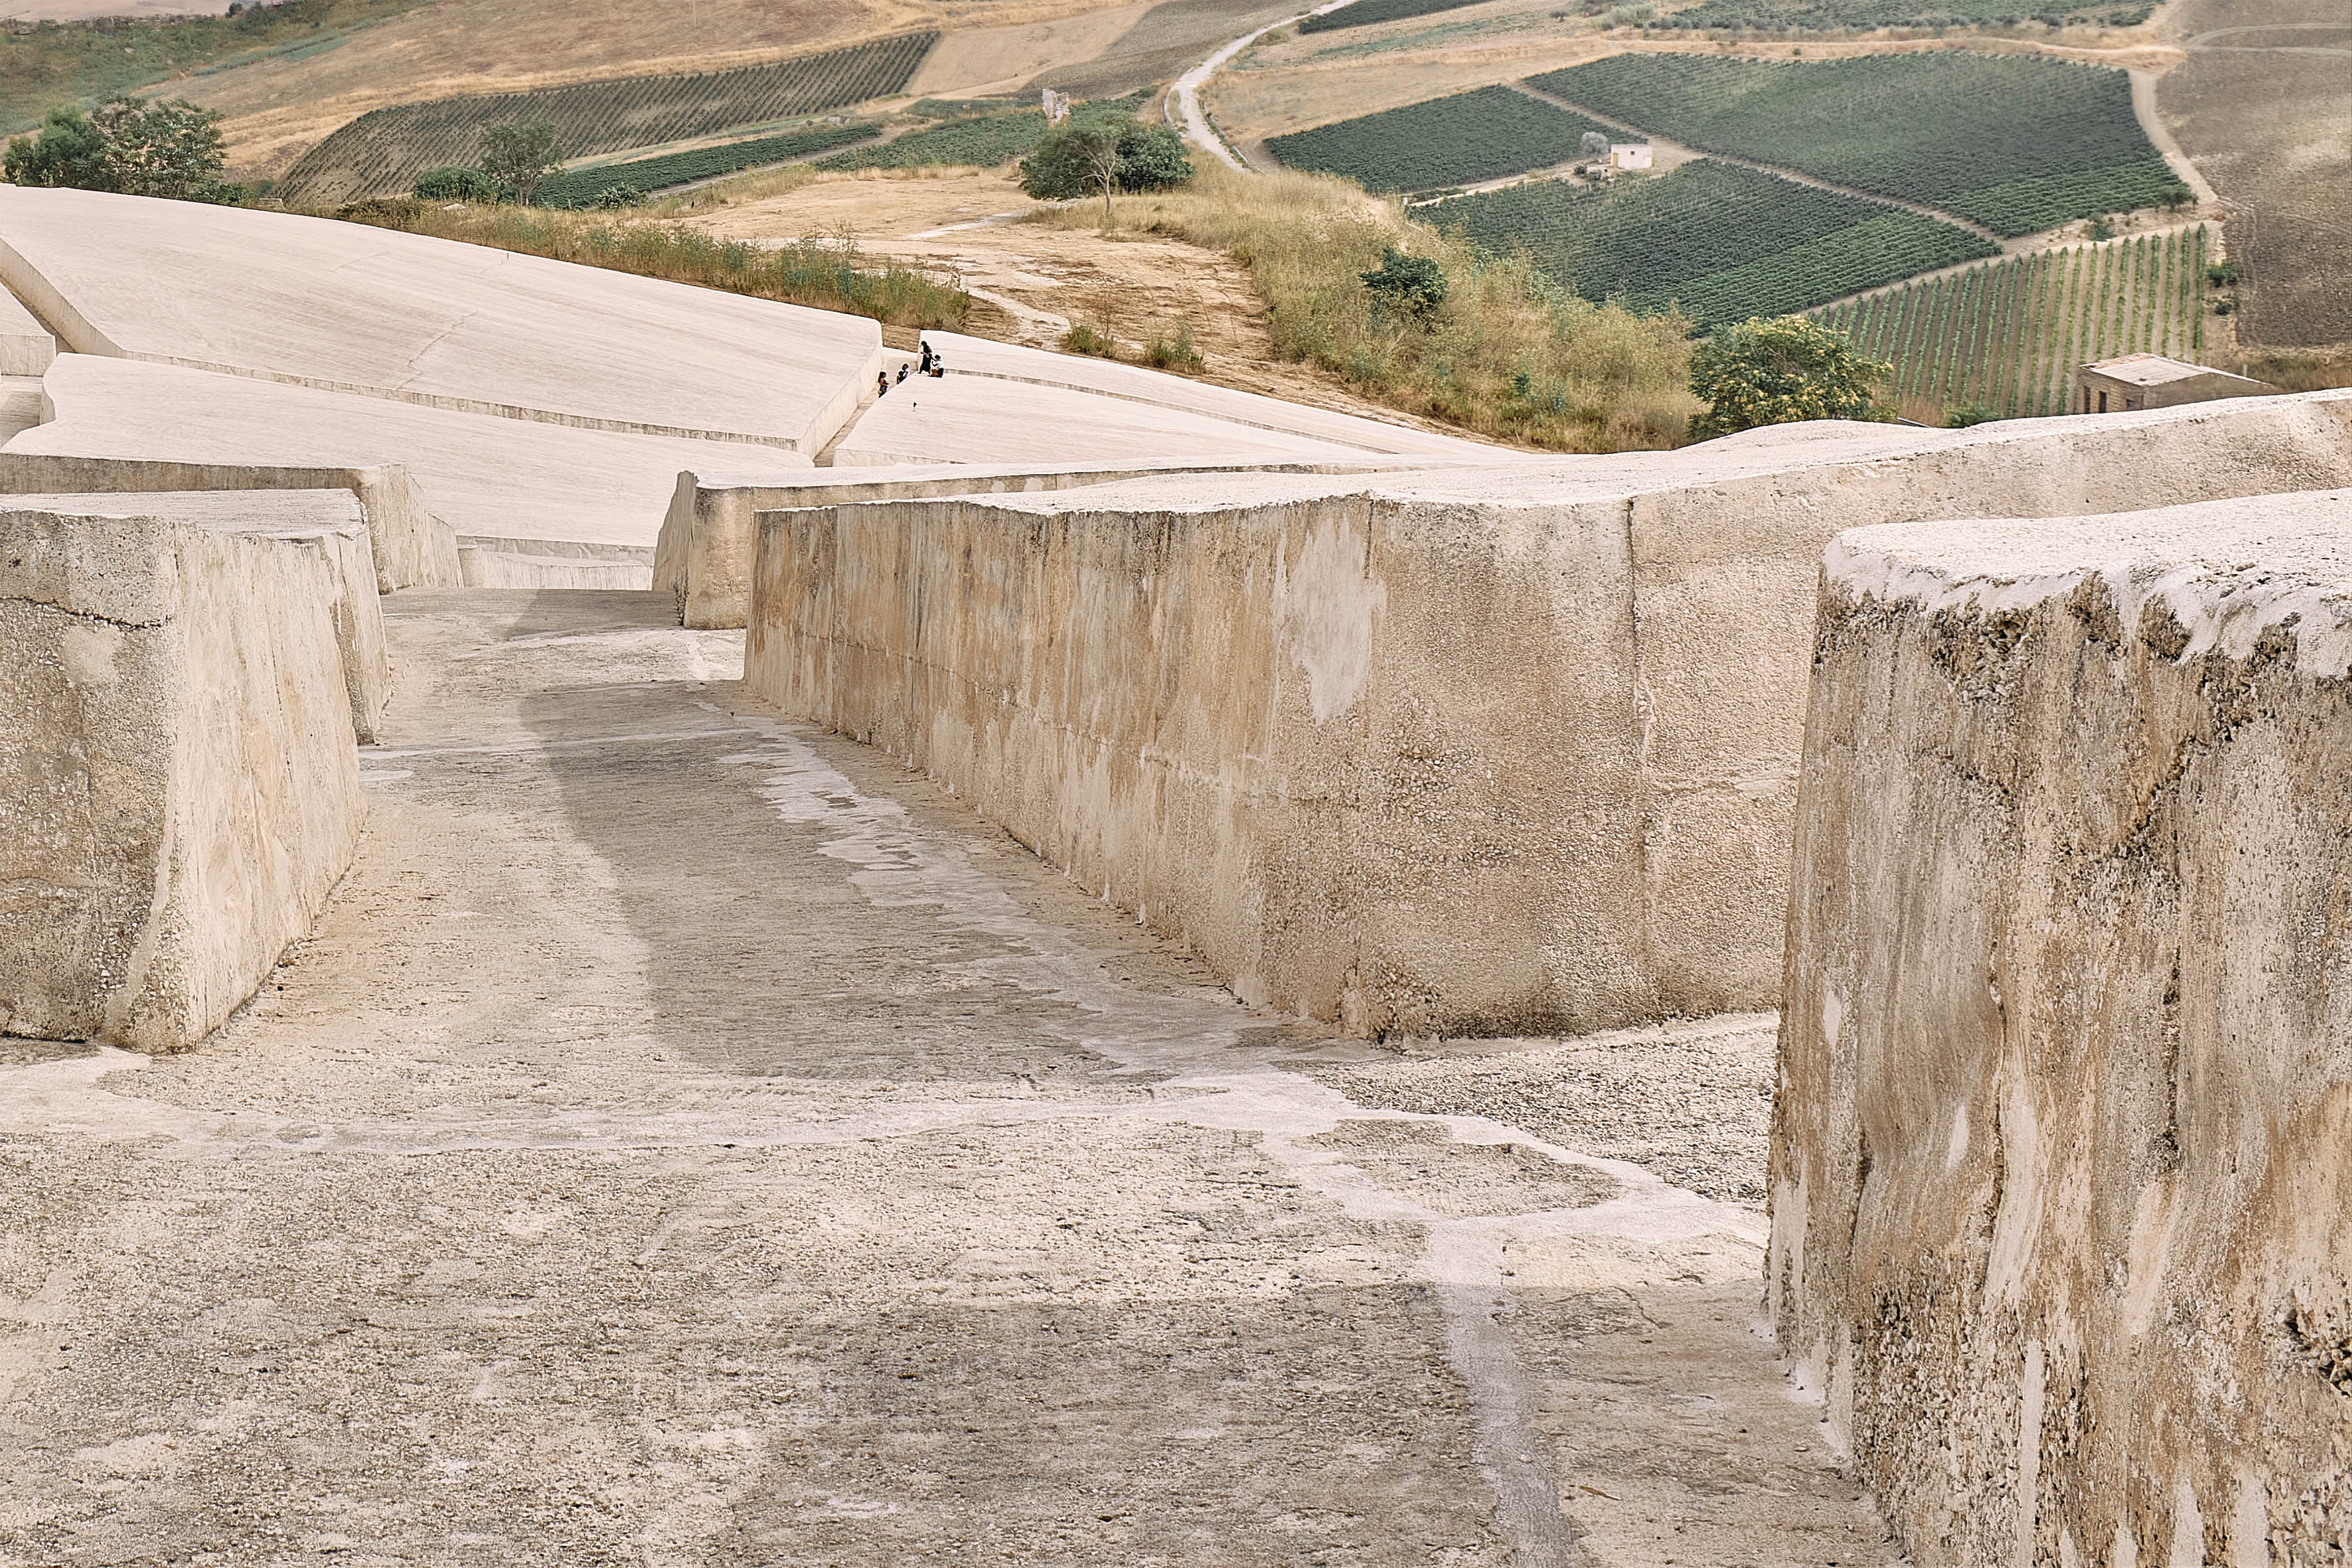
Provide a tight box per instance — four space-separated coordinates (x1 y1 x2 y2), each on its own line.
835 368 1445 469
0 283 56 377
6 489 392 744
0 589 1903 1564
747 392 2352 1037
456 536 657 591
0 495 365 1051
9 354 799 551
1772 486 2352 1568
909 331 1515 460
0 449 462 592
0 187 880 455
657 455 1502 630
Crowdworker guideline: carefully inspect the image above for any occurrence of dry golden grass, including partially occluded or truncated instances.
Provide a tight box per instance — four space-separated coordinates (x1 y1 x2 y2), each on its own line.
1032 163 1698 451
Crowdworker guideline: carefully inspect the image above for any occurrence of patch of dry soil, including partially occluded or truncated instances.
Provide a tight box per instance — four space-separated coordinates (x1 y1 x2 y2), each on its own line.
688 169 1492 437
2159 0 2352 347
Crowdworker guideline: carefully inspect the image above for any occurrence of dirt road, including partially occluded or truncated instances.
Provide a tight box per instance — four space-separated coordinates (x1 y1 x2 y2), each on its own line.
0 591 1903 1565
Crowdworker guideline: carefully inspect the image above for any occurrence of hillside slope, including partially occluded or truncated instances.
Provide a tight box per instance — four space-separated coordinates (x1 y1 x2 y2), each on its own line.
167 0 1138 177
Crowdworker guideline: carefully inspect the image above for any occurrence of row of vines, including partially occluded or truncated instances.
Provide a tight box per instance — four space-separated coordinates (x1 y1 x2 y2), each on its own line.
1265 86 1612 193
279 31 937 206
1300 0 1489 31
1811 225 2209 418
1431 159 1995 324
1528 51 2186 234
535 122 878 206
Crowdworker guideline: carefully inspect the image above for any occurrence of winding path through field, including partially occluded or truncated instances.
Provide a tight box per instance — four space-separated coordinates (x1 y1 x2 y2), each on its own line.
1171 1 1354 169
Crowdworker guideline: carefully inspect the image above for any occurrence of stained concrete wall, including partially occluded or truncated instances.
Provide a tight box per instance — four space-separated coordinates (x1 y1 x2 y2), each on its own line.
745 392 2352 1037
1770 487 2352 1568
0 496 368 1050
0 283 55 377
657 455 1500 629
0 450 461 593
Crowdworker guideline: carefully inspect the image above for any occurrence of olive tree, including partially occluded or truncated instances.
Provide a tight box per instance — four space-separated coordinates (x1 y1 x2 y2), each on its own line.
3 96 232 202
1687 315 1893 440
479 120 564 205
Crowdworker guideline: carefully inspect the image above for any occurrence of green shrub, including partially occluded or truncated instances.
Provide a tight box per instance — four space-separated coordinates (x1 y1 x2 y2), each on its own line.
1142 323 1205 370
1019 121 1194 202
1361 246 1449 316
413 165 499 200
1942 402 2001 426
1688 315 1892 439
1061 319 1117 356
3 95 232 202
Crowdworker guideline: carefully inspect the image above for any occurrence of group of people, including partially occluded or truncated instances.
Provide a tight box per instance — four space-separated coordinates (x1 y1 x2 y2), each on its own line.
874 342 947 398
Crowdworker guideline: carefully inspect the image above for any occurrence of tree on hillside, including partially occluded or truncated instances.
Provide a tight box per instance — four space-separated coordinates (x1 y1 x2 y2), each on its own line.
1019 121 1194 220
1687 315 1891 439
414 165 501 202
479 120 564 205
3 96 231 202
1580 129 1610 159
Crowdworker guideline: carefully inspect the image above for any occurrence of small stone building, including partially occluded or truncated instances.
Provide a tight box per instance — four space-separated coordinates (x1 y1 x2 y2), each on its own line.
2073 352 2276 414
1609 143 1653 171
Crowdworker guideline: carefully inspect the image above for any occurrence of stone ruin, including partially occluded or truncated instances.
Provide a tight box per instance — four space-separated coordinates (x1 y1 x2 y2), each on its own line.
5 184 2352 1560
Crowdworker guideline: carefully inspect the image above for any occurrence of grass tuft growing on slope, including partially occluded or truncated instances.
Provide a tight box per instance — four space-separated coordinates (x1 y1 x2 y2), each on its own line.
334 198 969 331
1030 163 1697 451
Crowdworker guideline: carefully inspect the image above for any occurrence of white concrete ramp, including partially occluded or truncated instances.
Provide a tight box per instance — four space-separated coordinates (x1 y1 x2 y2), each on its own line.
9 354 794 554
835 329 1514 466
0 187 880 455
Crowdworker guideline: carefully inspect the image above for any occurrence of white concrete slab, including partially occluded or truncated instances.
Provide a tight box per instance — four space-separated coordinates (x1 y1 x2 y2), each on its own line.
0 187 880 454
835 370 1411 467
917 330 1514 460
10 354 799 550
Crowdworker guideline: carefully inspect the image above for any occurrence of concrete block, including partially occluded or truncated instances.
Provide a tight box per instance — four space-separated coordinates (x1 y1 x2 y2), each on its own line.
656 454 1506 630
745 391 2352 1037
5 490 390 744
0 496 367 1050
0 285 55 377
0 186 878 455
0 449 461 593
1770 486 2352 1568
456 536 655 590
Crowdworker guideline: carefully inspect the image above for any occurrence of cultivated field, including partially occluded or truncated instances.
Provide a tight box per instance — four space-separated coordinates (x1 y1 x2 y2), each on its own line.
1652 0 2154 29
169 0 1145 177
2156 0 2352 347
1529 51 2185 233
1811 225 2211 419
277 33 937 206
815 91 1153 173
1264 85 1612 193
537 123 881 206
1431 160 1998 324
1301 0 1494 31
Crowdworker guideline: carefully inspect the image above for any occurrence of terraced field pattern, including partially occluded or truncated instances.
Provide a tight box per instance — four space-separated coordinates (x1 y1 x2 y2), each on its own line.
1648 0 2152 30
279 31 937 206
537 123 879 206
1811 226 2212 418
1529 52 2187 234
1265 86 1614 194
1432 161 1996 326
816 92 1154 174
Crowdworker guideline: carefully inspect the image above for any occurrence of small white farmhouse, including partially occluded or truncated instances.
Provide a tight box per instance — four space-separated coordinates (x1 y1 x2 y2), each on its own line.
1610 143 1653 171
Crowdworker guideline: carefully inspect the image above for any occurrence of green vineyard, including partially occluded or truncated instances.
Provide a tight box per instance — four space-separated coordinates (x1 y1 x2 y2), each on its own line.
815 92 1152 173
534 122 879 206
1810 226 2210 419
1265 86 1614 194
278 32 937 206
1528 52 2185 235
1651 0 2151 29
1300 0 1491 32
1430 160 1996 325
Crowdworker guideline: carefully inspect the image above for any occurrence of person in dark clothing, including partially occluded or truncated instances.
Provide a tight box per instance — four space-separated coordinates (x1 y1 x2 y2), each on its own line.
918 343 935 374
875 370 889 397
895 363 909 384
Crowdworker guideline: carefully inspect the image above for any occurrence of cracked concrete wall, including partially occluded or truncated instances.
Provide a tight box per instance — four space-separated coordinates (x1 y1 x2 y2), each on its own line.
1772 488 2352 1567
746 394 2352 1038
0 497 366 1050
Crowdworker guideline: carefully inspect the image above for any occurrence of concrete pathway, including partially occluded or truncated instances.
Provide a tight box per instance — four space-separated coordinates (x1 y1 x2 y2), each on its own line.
0 592 1905 1567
